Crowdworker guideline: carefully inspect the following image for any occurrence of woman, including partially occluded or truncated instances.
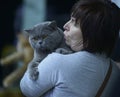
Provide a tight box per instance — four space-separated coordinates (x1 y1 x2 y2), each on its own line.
20 0 120 97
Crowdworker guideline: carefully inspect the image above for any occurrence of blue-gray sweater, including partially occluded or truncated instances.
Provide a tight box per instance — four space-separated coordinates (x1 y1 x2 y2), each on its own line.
20 51 120 97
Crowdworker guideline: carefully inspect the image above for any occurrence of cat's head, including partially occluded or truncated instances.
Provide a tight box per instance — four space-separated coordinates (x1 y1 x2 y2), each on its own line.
24 21 63 52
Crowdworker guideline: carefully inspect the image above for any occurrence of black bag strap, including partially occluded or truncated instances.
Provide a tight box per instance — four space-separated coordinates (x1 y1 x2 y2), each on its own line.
95 60 112 97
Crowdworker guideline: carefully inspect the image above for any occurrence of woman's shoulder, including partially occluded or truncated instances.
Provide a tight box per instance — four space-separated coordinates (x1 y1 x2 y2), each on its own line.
47 52 64 59
45 51 103 64
47 51 97 60
38 52 64 68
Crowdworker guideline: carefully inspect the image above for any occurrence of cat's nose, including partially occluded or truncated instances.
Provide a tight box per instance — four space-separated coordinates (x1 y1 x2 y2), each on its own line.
39 41 42 44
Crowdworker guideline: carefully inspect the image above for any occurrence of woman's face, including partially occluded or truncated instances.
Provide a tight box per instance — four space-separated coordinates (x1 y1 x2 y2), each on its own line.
63 17 83 51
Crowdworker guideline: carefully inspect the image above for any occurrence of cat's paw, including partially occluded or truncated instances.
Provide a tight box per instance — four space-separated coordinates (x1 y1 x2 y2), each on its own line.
28 61 40 80
55 48 73 54
29 68 39 80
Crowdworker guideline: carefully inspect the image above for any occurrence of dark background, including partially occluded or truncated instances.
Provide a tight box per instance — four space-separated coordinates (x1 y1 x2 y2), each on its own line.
0 0 23 87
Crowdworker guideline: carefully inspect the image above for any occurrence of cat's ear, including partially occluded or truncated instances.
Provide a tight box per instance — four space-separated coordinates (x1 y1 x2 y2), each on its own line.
24 29 31 33
49 20 57 29
24 29 32 35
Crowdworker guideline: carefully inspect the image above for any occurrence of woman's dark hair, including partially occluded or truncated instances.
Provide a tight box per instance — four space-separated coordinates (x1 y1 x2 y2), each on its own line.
71 0 120 57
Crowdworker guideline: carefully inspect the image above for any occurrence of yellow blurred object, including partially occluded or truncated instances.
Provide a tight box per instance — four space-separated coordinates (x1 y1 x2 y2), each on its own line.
0 33 33 87
0 87 25 97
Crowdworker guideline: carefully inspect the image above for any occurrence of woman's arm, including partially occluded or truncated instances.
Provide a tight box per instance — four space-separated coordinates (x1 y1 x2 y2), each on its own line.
20 53 59 97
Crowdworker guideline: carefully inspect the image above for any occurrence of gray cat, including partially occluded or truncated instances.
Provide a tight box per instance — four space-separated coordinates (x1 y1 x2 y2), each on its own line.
25 21 73 81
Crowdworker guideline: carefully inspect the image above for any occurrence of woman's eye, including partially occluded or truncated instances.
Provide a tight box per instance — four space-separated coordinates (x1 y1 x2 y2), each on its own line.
71 17 75 22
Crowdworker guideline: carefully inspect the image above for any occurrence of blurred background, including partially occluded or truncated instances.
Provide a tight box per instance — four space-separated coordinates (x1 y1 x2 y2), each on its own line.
0 0 120 97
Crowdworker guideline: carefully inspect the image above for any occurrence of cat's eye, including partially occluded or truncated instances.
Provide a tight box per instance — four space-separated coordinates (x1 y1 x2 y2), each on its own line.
32 37 39 40
42 35 48 39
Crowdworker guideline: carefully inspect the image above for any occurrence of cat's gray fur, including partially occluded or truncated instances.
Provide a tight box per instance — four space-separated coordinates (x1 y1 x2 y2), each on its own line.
25 21 73 80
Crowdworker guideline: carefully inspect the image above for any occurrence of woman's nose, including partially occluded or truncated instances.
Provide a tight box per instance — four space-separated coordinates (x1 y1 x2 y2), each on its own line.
63 23 67 30
63 21 69 30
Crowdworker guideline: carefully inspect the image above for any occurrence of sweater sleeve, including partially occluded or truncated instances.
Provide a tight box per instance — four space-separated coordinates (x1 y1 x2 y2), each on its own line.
20 53 59 97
